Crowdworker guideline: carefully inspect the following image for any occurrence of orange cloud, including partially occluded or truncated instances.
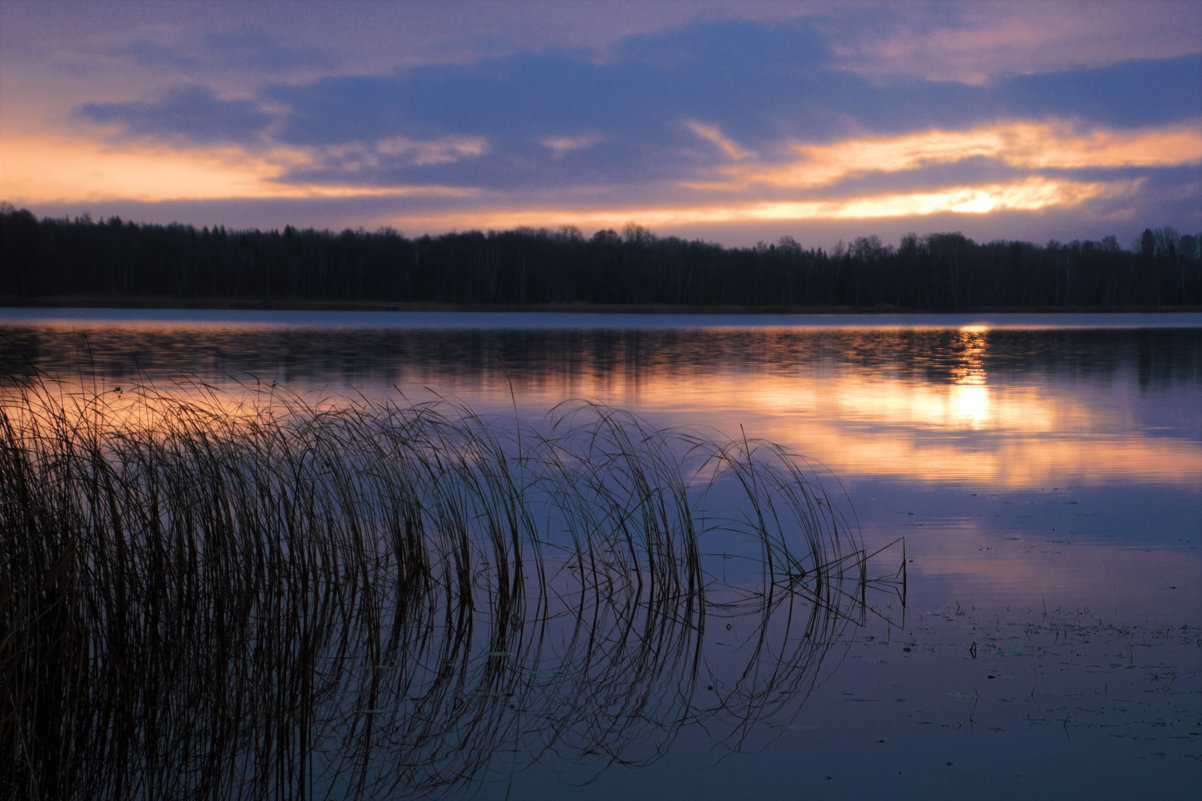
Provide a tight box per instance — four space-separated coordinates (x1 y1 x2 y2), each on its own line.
0 134 479 203
0 119 1177 232
684 121 753 161
688 122 1202 192
388 176 1119 232
540 134 602 158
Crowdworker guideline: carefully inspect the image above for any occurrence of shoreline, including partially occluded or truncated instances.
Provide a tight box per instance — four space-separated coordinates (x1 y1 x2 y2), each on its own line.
3 295 1201 315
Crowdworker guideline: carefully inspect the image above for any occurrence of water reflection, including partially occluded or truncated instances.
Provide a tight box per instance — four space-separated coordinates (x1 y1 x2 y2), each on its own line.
2 316 1199 487
4 312 1198 798
2 385 903 800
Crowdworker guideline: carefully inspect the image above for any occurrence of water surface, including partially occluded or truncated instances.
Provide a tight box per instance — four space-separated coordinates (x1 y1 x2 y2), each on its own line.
3 309 1199 799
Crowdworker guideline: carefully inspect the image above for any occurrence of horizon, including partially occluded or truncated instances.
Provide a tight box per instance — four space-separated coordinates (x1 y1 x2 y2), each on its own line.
4 202 1190 256
2 0 1200 251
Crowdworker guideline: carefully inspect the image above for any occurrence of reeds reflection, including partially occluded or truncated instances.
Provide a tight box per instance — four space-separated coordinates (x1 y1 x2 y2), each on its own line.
1 380 903 801
2 318 1198 488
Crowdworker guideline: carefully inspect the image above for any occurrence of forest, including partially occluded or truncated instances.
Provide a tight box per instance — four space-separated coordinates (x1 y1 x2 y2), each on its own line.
1 204 1198 309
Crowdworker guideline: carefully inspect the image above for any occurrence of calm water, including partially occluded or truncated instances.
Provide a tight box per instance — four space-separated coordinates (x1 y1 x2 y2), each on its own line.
3 309 1200 799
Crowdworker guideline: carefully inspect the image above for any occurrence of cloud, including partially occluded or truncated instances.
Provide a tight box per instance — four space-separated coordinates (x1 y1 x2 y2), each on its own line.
76 85 275 145
97 17 1193 194
684 121 752 161
262 19 854 145
826 0 1202 84
315 135 488 170
994 55 1202 129
380 176 1124 234
0 133 479 204
27 8 1199 245
541 134 603 158
688 122 1202 192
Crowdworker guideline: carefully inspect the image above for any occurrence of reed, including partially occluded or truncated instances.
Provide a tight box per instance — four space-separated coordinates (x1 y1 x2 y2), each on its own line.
0 377 904 800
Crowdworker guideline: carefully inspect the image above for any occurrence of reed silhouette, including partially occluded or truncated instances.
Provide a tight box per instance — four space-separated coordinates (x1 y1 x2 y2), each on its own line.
1 377 904 800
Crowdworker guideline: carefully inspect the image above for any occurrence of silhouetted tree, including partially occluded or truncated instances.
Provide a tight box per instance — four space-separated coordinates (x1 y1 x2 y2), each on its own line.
1 206 1197 309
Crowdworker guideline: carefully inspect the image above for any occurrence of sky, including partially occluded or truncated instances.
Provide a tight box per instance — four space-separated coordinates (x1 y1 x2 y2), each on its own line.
1 0 1200 249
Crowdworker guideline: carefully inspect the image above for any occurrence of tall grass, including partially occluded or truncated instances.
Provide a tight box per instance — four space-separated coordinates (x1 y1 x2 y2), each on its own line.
0 377 904 800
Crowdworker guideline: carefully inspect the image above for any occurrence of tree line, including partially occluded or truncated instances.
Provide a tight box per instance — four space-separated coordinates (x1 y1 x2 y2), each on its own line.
2 205 1198 309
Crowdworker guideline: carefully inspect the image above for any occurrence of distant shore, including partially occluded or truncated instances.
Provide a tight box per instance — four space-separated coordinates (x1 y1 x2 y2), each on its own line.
4 295 1200 315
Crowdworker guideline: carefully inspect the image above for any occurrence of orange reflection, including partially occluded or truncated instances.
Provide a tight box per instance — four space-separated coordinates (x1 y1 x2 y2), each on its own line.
5 366 1197 488
0 381 335 441
5 324 1198 490
302 328 1191 488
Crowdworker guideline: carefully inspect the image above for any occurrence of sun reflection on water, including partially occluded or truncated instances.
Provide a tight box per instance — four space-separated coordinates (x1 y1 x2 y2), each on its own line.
2 318 1199 489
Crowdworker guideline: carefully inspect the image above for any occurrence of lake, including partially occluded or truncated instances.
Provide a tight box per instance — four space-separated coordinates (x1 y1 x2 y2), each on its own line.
2 309 1200 800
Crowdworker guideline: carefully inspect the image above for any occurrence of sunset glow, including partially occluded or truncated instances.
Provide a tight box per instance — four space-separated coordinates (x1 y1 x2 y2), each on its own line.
692 123 1202 191
384 176 1116 232
0 0 1198 244
0 135 478 204
2 2 1199 788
